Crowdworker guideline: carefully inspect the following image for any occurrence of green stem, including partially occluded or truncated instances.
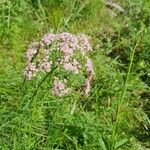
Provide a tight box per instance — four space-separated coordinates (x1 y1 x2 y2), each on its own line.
22 67 57 110
32 66 57 98
111 29 143 150
116 30 142 122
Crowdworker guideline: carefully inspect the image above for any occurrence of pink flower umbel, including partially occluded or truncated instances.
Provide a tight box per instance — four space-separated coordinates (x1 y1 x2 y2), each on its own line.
24 32 94 96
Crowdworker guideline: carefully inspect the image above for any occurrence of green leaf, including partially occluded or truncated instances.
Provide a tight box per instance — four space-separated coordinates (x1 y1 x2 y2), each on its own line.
99 135 107 150
114 138 129 149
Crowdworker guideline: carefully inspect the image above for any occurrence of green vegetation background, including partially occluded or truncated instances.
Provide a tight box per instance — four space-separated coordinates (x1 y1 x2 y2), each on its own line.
0 0 150 149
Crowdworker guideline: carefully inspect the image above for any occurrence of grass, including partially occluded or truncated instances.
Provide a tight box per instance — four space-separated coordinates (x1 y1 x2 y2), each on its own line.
0 0 150 149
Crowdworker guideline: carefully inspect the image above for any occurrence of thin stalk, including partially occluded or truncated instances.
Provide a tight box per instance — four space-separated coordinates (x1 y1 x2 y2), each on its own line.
7 0 11 29
111 29 143 150
32 66 57 98
116 29 143 122
22 67 57 110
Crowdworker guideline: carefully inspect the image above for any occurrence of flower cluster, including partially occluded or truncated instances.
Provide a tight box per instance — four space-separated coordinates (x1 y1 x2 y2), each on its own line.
51 78 70 97
24 32 94 96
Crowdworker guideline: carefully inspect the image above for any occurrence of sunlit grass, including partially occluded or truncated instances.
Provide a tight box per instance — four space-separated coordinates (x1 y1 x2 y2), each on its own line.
0 0 150 149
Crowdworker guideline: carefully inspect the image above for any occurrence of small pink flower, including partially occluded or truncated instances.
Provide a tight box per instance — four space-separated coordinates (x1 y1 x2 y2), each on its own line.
26 48 37 62
86 58 94 74
42 33 56 45
78 34 92 51
38 59 52 72
63 62 79 73
51 78 70 97
59 42 73 55
24 63 37 80
84 75 93 95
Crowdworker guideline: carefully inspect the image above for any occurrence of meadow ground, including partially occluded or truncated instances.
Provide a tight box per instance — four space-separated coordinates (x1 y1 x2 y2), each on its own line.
0 0 150 149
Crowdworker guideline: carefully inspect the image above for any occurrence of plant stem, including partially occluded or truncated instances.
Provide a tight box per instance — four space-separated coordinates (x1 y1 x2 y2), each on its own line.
22 67 57 110
117 29 142 122
32 66 57 98
111 29 143 150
